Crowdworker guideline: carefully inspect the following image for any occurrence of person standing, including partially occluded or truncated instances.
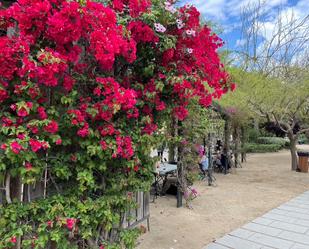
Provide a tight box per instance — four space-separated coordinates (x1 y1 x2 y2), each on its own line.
199 150 209 175
157 141 165 162
220 147 229 175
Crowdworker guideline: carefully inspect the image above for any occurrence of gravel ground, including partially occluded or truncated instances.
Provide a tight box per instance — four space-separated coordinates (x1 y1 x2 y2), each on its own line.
137 149 309 249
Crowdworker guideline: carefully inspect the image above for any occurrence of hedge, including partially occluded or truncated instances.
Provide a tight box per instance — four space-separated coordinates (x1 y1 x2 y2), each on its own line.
256 137 289 148
299 134 309 144
245 143 282 153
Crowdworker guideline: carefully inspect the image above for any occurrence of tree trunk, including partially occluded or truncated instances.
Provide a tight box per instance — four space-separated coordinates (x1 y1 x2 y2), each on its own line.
10 176 22 202
288 132 298 171
224 119 232 169
168 117 176 163
176 120 184 208
240 126 246 163
253 118 259 132
10 175 23 249
224 119 231 152
168 144 176 163
234 127 241 168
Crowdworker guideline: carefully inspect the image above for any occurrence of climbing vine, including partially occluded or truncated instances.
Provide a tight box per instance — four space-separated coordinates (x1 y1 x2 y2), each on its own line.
0 0 231 248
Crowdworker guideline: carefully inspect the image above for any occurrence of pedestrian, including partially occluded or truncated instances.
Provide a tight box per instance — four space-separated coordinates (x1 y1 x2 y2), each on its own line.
157 141 165 161
199 150 209 176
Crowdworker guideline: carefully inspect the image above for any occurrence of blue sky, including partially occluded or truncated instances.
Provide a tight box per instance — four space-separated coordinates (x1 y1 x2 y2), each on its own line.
179 0 308 51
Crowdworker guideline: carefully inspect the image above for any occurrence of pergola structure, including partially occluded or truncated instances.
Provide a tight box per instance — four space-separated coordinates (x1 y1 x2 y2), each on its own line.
211 102 232 149
210 102 245 168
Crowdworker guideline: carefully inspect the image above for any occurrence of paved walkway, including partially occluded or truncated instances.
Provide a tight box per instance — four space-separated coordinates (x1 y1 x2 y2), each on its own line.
204 191 309 249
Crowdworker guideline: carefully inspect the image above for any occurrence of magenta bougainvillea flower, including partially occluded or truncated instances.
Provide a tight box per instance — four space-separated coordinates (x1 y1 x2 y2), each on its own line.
0 0 233 247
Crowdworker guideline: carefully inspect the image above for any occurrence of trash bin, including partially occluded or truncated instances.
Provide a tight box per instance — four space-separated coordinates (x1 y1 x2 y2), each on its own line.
297 151 309 173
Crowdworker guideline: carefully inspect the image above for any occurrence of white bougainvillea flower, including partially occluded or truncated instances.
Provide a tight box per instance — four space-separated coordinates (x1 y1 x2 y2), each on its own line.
186 29 196 37
164 2 177 13
160 26 167 32
187 48 193 54
154 23 166 33
165 5 177 13
177 23 184 29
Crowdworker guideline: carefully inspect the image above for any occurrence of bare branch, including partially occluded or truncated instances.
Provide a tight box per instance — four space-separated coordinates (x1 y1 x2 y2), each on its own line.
298 127 309 134
272 112 289 133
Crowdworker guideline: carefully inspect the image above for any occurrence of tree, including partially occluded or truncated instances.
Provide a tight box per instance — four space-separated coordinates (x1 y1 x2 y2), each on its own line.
250 72 309 170
233 1 309 170
216 67 252 167
237 1 309 76
228 68 309 170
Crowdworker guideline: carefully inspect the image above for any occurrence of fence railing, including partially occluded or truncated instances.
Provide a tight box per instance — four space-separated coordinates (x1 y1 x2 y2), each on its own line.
122 191 150 231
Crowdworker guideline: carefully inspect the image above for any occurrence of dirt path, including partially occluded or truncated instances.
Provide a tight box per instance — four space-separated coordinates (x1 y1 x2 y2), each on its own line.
137 150 309 249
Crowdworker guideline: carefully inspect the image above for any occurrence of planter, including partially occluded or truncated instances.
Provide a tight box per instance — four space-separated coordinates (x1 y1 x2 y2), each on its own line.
297 151 309 173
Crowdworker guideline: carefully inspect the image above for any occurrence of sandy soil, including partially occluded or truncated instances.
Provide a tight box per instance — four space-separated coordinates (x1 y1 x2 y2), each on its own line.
137 149 309 249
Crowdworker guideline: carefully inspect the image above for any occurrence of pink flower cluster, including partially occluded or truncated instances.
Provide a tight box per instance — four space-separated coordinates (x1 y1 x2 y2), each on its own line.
113 0 151 17
0 0 232 169
128 21 159 43
66 218 76 230
116 136 134 159
0 1 234 245
158 4 233 116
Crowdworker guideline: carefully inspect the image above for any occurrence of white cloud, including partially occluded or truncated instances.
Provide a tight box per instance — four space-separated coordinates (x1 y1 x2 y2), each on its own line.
245 0 309 70
284 0 309 19
182 0 288 21
181 0 309 60
180 0 227 20
197 0 226 19
227 0 288 17
295 0 309 11
257 1 309 42
235 39 246 47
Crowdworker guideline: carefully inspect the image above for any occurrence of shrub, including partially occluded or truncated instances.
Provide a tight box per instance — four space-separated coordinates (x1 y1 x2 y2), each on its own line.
247 128 260 143
256 137 289 148
298 134 309 144
245 143 282 153
186 171 199 186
